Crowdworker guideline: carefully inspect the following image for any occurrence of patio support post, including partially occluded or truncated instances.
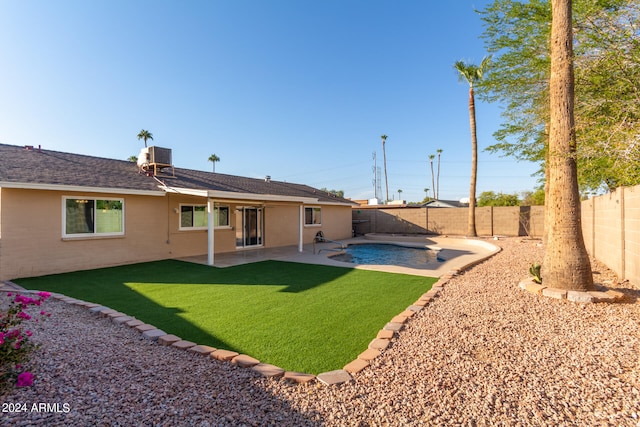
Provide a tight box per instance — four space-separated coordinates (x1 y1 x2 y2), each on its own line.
207 198 215 265
298 205 304 252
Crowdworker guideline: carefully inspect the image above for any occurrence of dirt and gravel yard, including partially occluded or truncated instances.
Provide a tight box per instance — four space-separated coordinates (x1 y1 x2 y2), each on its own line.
2 238 638 426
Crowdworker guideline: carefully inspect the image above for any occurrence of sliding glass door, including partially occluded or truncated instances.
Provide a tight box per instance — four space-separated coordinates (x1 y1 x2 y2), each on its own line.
235 207 263 248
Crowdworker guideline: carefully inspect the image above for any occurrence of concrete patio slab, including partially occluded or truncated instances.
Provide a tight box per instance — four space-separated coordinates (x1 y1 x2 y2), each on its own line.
177 236 500 279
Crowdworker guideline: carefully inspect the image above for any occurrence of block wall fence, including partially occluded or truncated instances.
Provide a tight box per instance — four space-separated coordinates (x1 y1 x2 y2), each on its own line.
352 184 640 286
581 185 639 286
351 205 545 239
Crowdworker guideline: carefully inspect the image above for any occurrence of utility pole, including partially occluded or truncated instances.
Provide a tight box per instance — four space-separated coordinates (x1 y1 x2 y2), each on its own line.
372 151 377 199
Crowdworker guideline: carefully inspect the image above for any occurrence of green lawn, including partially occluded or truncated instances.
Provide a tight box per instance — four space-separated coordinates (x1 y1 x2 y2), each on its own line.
15 260 436 374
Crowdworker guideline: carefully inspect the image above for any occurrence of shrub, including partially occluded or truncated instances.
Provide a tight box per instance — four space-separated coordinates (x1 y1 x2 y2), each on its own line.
0 291 50 395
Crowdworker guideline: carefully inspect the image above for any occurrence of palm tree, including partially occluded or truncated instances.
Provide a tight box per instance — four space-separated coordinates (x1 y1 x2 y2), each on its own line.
436 148 443 200
424 188 430 200
397 189 403 200
541 0 593 291
381 135 389 203
429 154 436 201
127 155 138 162
137 129 153 148
454 56 491 237
208 154 221 172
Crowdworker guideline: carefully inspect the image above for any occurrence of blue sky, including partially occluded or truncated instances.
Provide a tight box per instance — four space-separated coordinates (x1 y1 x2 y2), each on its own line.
0 0 540 203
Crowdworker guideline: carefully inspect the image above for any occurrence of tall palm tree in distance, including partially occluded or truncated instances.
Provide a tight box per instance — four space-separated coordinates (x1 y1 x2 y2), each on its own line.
208 154 221 172
424 188 430 201
436 148 443 200
381 135 389 203
429 154 436 201
454 56 491 237
541 0 593 291
137 129 153 148
397 189 403 201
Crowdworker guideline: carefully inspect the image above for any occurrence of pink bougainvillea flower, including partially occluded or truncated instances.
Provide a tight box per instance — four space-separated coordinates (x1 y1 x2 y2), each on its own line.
16 372 34 387
37 291 51 300
25 330 33 337
17 311 32 320
7 292 12 297
0 333 4 345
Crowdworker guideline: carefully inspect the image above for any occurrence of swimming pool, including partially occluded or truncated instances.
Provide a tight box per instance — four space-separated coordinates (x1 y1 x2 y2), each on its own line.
330 243 444 267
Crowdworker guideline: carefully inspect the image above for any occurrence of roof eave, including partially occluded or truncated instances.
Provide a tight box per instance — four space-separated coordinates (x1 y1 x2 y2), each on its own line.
0 181 166 196
159 185 352 205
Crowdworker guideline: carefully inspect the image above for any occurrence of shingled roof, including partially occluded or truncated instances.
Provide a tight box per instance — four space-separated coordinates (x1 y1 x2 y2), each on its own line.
0 144 354 205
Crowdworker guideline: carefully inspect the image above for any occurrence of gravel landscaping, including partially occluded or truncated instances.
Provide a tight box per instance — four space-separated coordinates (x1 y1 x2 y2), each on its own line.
2 238 639 426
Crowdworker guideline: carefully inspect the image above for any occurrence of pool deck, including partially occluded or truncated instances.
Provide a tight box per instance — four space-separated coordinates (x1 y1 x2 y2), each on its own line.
178 236 501 277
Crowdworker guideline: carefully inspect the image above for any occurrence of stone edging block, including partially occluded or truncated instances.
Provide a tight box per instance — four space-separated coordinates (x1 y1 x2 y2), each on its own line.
284 372 316 384
211 349 239 361
344 358 369 374
125 319 145 328
112 316 134 324
317 370 352 385
158 334 182 346
376 329 394 339
142 329 166 340
520 277 626 303
188 345 217 356
172 340 196 350
542 287 567 299
252 363 285 378
369 338 390 351
135 324 157 332
232 354 260 368
358 348 381 361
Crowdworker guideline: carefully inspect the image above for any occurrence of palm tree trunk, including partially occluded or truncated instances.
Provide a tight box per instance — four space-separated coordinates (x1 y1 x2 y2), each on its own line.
436 151 441 200
541 0 593 291
468 87 478 237
430 159 436 201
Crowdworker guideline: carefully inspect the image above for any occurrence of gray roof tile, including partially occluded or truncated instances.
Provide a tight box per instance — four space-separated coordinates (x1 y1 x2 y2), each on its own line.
0 144 354 205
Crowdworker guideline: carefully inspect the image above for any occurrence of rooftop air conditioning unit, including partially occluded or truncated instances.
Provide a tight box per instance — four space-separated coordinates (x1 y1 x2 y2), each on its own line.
148 146 172 165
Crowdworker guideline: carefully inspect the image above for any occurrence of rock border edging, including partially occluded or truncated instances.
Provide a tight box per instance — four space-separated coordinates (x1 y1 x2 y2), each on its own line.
519 277 626 303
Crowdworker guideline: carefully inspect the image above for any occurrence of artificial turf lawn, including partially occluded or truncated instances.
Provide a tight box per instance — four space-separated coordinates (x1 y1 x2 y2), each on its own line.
15 260 436 374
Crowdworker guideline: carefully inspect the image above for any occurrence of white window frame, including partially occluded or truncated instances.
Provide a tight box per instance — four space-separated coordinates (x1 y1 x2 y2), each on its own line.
179 203 230 230
62 196 125 238
304 206 322 226
213 204 230 228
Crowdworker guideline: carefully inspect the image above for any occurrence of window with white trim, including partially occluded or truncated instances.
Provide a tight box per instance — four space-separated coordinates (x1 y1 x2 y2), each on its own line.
179 204 229 230
63 197 124 237
304 207 322 226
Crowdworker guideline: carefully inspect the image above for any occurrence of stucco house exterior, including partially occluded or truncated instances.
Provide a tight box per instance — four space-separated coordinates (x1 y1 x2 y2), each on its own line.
0 143 355 280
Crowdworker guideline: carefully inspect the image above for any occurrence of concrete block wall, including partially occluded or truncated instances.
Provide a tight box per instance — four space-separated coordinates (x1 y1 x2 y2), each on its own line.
427 208 466 235
624 186 640 286
353 205 545 238
582 185 640 286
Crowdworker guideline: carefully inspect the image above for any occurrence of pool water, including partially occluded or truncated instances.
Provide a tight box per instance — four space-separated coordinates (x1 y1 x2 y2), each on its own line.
331 243 444 267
